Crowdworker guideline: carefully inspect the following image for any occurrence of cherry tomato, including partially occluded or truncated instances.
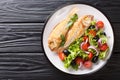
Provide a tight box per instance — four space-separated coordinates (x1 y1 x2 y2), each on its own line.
89 30 96 37
58 52 66 61
83 61 92 69
82 42 90 51
83 36 88 42
96 21 104 29
88 52 93 60
75 57 83 65
100 43 108 51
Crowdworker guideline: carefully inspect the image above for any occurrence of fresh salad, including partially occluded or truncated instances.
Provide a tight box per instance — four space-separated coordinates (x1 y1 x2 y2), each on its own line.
58 20 109 70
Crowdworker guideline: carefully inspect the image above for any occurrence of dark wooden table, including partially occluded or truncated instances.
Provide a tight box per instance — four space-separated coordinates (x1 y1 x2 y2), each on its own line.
0 0 119 80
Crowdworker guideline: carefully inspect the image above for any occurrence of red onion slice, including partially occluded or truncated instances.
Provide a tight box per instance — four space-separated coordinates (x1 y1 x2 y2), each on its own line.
98 38 102 46
95 26 98 31
80 42 85 50
88 46 99 56
78 62 83 69
85 38 88 43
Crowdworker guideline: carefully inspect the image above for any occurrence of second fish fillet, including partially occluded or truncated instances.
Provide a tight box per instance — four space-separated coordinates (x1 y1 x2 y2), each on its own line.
64 15 94 48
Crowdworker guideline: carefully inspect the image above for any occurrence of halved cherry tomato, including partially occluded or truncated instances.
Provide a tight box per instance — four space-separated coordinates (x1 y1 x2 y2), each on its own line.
88 52 93 60
100 43 108 51
58 52 66 61
83 36 88 42
83 61 92 69
82 42 90 51
75 57 83 65
89 30 96 37
96 21 104 29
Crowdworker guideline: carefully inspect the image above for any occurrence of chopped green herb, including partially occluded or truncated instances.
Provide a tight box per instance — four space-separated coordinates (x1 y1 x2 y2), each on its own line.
66 13 78 28
71 13 78 22
67 21 73 28
60 34 65 46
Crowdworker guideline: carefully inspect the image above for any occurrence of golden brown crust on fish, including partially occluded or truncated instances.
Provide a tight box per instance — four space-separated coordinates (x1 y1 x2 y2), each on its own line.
64 15 93 48
48 7 79 51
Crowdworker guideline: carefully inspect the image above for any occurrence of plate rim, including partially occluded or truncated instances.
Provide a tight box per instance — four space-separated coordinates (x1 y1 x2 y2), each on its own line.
41 3 115 75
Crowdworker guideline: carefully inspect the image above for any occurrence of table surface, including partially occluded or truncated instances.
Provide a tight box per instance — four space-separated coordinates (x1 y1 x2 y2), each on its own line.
0 0 119 80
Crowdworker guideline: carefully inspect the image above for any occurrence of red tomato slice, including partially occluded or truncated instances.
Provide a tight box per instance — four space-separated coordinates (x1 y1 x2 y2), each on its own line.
83 36 88 42
82 42 90 51
75 57 83 65
89 30 96 37
100 43 108 51
83 61 92 69
88 52 93 60
58 52 66 61
96 21 104 29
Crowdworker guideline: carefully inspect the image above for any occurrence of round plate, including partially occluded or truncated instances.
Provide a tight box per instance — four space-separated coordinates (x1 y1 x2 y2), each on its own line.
42 4 114 75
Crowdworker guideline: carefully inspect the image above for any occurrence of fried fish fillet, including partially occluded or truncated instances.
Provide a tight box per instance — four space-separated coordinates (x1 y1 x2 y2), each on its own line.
48 7 79 51
64 15 94 48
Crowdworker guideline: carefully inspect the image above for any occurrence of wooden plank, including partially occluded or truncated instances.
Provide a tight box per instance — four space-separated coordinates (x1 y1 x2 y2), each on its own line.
0 0 119 23
0 52 55 78
0 23 43 53
0 23 118 53
0 52 119 79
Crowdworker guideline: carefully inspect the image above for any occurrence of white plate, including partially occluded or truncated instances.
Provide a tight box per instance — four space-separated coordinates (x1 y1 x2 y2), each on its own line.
42 4 114 75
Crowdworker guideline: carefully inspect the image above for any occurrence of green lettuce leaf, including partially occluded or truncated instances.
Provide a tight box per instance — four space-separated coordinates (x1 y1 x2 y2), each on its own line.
64 37 85 68
77 50 88 60
99 48 109 59
64 51 79 68
91 20 96 25
100 35 107 44
89 35 98 47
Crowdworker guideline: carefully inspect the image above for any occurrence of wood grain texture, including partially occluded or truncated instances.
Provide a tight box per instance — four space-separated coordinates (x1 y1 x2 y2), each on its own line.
0 0 119 23
0 0 119 80
0 23 43 52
